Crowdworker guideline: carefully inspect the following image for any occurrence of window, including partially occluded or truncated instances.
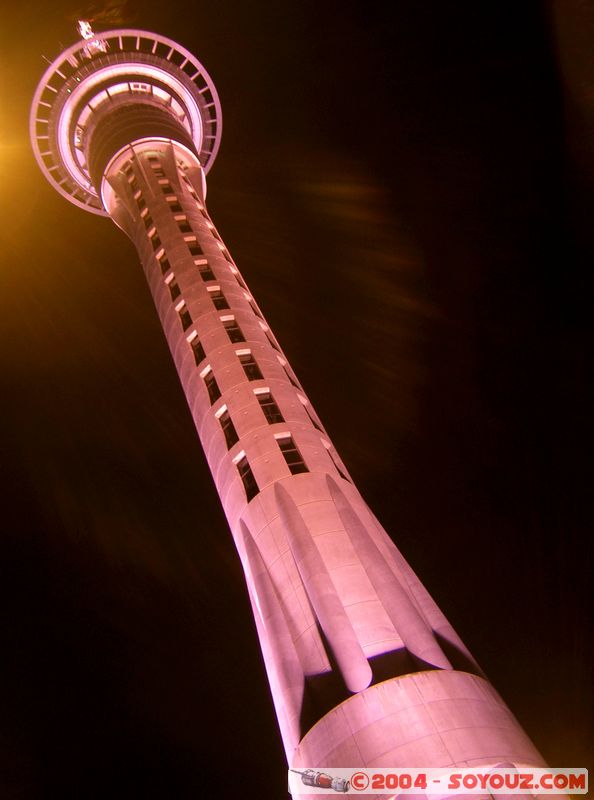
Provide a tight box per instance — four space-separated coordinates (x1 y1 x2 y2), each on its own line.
208 288 229 310
151 234 162 251
239 352 263 381
223 318 245 343
203 368 221 404
190 335 205 365
168 200 183 213
276 434 308 475
217 408 239 449
143 214 153 230
181 173 199 201
235 454 259 501
198 262 215 281
256 391 284 424
282 364 300 389
303 403 323 432
148 156 165 177
177 302 192 331
188 241 203 257
137 195 146 212
158 254 170 275
249 302 263 319
266 333 281 353
178 218 192 234
167 278 181 302
160 182 173 194
328 449 350 482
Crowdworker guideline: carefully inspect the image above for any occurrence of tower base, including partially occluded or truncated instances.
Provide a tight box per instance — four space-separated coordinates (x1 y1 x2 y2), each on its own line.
291 670 546 799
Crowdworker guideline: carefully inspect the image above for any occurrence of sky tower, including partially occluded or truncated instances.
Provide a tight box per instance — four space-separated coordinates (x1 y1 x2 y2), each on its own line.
30 25 551 795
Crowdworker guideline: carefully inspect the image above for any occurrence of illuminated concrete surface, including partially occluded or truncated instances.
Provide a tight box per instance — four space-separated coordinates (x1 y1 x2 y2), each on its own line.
31 27 552 797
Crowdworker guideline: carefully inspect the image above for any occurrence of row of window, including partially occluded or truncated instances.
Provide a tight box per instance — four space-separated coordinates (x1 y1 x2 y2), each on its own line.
136 176 309 413
123 156 198 221
198 348 264 402
147 154 165 178
223 397 347 500
126 161 235 303
123 159 342 496
214 390 285 450
133 164 251 298
234 433 308 502
199 352 311 497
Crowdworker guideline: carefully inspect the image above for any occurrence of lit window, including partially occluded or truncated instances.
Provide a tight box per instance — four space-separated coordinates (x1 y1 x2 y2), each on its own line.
249 302 263 319
208 288 229 310
167 278 181 302
266 333 281 353
282 364 300 389
198 262 215 281
239 352 262 381
190 336 205 365
223 318 245 343
147 156 165 177
177 301 192 331
217 407 239 449
157 254 170 275
255 391 283 424
202 367 221 404
276 434 308 475
235 453 259 501
329 449 349 482
303 402 323 432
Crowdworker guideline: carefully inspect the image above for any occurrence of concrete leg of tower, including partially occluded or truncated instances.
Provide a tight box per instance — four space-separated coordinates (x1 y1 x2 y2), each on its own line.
290 670 546 800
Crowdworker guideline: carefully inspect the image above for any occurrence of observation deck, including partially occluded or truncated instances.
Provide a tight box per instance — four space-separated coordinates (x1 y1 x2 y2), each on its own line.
30 29 222 216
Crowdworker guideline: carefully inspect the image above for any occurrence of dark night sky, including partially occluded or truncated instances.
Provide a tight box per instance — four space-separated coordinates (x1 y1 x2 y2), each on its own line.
0 2 592 797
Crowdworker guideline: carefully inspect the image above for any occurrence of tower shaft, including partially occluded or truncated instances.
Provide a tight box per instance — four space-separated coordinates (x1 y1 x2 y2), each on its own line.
102 138 545 778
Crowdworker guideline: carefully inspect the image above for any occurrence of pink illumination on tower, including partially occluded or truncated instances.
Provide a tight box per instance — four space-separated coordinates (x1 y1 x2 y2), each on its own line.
31 27 553 798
